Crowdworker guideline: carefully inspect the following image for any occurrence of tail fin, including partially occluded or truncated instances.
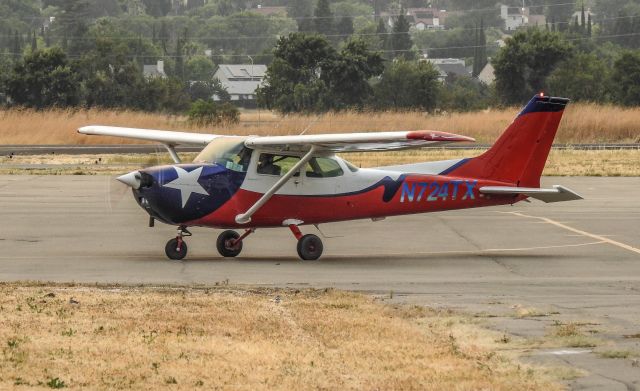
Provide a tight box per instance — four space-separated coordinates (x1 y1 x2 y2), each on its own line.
447 95 569 187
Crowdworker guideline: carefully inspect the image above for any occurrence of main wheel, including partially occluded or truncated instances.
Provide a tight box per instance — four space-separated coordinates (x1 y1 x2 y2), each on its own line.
165 238 187 260
296 234 323 260
216 230 242 257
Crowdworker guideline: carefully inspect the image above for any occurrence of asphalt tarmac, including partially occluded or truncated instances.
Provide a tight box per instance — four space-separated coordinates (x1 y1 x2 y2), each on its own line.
1 175 639 390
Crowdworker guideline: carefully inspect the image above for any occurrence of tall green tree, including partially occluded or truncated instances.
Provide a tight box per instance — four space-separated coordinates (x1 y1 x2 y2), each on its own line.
6 47 79 108
472 19 487 77
336 16 354 38
493 29 572 104
314 0 334 36
545 0 575 31
257 33 384 113
391 7 414 59
546 52 609 101
371 60 441 110
611 50 640 106
325 39 384 109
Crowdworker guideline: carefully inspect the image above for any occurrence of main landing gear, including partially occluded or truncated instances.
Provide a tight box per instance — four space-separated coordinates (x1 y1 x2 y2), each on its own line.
216 229 254 258
289 225 323 261
163 225 324 261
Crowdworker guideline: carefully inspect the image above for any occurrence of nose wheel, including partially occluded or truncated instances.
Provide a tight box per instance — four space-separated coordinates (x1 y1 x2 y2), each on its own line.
165 226 191 260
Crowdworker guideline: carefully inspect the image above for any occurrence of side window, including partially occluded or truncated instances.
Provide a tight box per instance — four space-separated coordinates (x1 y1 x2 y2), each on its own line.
225 147 252 172
257 153 301 176
305 157 344 178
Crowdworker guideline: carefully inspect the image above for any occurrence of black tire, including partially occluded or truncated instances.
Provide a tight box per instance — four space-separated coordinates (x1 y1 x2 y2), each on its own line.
216 230 242 257
165 238 187 260
296 234 323 261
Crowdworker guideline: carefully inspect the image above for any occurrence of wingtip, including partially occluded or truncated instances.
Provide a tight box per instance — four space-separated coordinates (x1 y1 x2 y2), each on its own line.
407 130 476 143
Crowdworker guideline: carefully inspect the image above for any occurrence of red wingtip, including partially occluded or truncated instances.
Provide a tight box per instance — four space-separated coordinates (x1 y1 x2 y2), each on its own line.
407 130 475 143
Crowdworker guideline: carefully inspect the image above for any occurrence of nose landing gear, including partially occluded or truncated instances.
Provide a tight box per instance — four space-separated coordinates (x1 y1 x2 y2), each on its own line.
165 226 191 260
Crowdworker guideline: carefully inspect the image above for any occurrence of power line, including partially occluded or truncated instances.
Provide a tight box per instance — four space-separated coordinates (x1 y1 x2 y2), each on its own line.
1 32 638 59
1 14 637 43
0 1 591 23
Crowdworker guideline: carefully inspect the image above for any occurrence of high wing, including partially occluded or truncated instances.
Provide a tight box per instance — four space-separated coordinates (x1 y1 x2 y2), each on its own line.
245 130 475 152
78 125 218 146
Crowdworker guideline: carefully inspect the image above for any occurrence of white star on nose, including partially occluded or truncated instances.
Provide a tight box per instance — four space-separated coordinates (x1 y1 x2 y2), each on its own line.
163 166 209 208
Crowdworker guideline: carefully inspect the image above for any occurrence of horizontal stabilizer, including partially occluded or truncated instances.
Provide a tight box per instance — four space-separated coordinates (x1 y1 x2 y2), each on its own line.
479 185 583 203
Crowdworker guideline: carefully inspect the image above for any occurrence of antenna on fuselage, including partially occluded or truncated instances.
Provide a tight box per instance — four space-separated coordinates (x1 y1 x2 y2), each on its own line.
299 116 320 136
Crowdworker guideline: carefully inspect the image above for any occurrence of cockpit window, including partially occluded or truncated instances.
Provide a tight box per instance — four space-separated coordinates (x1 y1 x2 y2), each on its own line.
257 153 300 176
194 137 252 172
343 159 359 173
305 157 344 178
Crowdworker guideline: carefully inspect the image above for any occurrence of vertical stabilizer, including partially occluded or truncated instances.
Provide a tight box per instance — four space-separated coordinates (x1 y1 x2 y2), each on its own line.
447 95 569 187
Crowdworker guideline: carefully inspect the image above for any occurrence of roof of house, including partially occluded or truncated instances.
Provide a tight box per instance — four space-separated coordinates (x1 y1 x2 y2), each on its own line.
214 64 268 96
427 58 470 78
250 6 287 16
478 62 495 85
143 64 166 78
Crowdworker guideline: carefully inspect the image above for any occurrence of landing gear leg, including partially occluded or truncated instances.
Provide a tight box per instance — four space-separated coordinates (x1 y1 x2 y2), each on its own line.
289 225 323 261
216 229 254 258
165 225 191 260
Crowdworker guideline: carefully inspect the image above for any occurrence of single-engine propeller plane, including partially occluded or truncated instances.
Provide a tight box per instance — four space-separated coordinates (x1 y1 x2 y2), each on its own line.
79 94 582 261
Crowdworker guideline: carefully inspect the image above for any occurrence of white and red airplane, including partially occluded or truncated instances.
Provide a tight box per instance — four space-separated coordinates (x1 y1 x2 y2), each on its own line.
79 94 581 261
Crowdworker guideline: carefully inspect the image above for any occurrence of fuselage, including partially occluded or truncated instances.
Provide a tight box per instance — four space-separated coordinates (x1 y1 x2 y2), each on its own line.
130 146 519 229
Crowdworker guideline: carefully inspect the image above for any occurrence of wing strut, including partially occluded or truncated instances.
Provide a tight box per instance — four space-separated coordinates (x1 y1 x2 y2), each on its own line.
235 146 317 225
163 144 182 164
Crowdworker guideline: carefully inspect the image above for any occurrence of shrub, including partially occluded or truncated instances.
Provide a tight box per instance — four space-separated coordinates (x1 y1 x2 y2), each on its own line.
187 99 239 126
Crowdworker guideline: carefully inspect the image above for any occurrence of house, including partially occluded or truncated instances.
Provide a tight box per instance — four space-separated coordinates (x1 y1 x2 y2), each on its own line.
213 64 267 105
143 60 166 78
500 4 546 31
407 8 447 30
425 58 471 82
251 5 287 16
381 8 448 30
501 5 528 31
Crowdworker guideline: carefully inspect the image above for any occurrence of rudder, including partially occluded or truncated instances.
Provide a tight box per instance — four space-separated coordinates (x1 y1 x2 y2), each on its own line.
447 95 569 187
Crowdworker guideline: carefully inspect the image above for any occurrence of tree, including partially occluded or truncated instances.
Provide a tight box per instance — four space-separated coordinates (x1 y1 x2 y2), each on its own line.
611 51 640 106
493 29 572 104
257 33 384 113
375 18 388 53
472 19 487 77
188 99 239 126
336 16 354 38
287 0 314 32
324 39 384 109
371 60 441 111
258 33 337 113
391 7 414 60
441 75 492 112
185 56 215 81
546 52 609 102
545 0 575 32
314 0 334 36
6 47 79 108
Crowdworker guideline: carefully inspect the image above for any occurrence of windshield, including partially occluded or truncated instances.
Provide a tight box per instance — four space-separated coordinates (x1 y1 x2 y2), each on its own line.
194 136 252 172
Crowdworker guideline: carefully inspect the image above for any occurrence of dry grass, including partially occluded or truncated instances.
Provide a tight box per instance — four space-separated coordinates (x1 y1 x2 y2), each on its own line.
0 283 561 390
546 322 600 349
1 103 640 145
